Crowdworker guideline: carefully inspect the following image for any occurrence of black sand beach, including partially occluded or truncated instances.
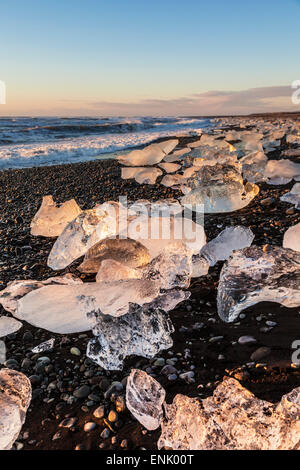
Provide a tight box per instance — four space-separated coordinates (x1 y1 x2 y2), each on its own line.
1 123 300 450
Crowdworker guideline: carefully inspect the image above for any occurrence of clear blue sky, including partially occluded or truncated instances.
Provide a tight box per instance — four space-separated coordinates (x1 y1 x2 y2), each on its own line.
1 0 300 115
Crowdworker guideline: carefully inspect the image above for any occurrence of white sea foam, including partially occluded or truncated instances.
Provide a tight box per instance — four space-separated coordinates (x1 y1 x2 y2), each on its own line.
0 117 211 169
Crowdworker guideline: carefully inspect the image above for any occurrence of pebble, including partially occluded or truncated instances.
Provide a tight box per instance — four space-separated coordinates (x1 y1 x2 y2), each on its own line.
70 347 81 356
73 385 90 399
238 336 257 345
108 410 118 423
59 417 78 428
120 439 128 448
251 347 271 362
104 382 123 400
100 428 110 439
115 396 126 413
93 405 105 419
84 422 96 432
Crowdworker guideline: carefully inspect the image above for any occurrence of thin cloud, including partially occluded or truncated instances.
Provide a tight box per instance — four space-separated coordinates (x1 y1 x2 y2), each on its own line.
85 85 297 116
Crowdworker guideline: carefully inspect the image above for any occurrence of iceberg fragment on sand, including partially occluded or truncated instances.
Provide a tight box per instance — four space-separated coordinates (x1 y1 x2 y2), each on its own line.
158 377 300 450
117 139 178 166
283 223 300 252
30 195 82 237
264 160 300 185
78 237 150 273
96 259 141 282
142 241 192 289
158 162 181 173
0 317 22 337
48 201 128 270
217 246 300 323
127 370 300 450
126 369 166 431
122 215 206 259
134 167 162 185
0 369 32 450
121 166 163 184
80 296 174 371
240 151 268 183
280 183 300 209
0 274 82 315
200 226 255 266
181 163 259 213
16 279 161 333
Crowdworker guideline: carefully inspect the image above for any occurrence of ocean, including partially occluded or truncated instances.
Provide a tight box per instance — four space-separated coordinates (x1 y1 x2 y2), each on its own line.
0 116 212 170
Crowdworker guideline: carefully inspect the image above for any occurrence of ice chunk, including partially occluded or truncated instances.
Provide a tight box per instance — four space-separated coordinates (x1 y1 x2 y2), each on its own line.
264 160 300 185
16 279 161 333
240 151 268 183
0 369 32 450
283 149 300 158
0 341 5 364
163 148 190 162
158 162 181 173
128 199 183 217
96 259 141 282
80 296 174 370
31 338 55 353
200 226 255 266
0 274 82 314
142 242 192 289
117 140 178 166
30 195 82 237
158 376 300 450
134 167 162 185
0 317 22 337
122 215 206 259
48 201 128 270
161 174 185 188
78 237 150 273
191 255 210 278
280 183 300 209
181 163 259 213
121 167 162 184
121 167 145 180
283 223 300 252
126 369 166 430
217 246 300 323
286 134 300 144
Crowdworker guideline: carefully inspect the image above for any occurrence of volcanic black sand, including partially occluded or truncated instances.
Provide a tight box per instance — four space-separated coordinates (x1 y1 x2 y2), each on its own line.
0 125 300 450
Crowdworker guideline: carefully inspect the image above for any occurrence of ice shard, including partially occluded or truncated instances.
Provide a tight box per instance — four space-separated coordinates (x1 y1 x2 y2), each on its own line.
142 241 193 289
30 195 82 237
158 162 181 173
117 140 178 166
80 296 174 371
0 317 22 337
280 183 300 209
16 279 161 333
264 160 300 185
134 167 162 185
200 226 255 266
181 163 259 213
0 274 82 315
158 377 300 450
217 246 300 323
78 237 150 273
126 369 166 430
48 201 128 270
96 259 141 282
123 215 206 259
240 151 268 183
0 369 32 450
283 223 300 252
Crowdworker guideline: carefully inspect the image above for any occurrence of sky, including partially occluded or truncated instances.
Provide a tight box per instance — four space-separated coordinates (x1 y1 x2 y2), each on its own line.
0 0 300 116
